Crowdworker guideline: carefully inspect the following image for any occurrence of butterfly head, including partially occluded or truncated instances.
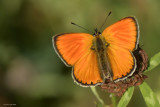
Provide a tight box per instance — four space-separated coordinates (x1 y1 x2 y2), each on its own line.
93 28 101 37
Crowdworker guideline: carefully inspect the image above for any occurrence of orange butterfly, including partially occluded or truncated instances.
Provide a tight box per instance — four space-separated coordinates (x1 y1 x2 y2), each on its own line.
53 16 139 87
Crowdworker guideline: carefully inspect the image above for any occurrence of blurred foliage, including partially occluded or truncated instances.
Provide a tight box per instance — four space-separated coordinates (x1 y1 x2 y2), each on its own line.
0 0 160 107
117 87 134 107
139 82 160 107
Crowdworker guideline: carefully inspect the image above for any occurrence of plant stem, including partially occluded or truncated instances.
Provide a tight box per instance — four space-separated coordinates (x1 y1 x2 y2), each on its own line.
111 93 117 107
90 87 104 105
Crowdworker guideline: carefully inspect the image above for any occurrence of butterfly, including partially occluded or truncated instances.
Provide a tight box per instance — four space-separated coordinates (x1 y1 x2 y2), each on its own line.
53 16 139 87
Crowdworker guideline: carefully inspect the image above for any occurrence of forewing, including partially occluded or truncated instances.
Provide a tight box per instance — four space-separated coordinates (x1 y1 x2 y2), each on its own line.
102 17 139 81
53 33 93 66
103 17 139 51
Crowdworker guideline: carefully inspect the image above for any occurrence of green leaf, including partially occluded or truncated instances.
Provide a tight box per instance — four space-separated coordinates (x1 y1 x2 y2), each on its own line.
145 52 160 72
90 87 104 105
117 87 134 107
111 93 117 107
95 102 104 107
139 82 160 107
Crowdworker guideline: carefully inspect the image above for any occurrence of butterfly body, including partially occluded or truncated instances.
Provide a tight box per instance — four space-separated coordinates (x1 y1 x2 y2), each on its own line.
53 16 139 87
91 31 113 81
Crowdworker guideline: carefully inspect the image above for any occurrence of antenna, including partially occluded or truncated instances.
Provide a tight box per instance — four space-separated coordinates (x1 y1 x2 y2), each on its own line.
99 11 112 32
71 22 93 33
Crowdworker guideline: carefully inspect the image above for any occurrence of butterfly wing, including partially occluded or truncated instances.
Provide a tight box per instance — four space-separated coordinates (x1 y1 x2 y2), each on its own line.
102 17 139 81
53 33 103 86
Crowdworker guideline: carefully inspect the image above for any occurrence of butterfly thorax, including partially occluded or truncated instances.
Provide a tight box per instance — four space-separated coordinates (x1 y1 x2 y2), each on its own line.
91 33 113 81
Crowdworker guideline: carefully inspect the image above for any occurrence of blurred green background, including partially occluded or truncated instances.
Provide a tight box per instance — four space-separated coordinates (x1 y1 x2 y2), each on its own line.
0 0 160 107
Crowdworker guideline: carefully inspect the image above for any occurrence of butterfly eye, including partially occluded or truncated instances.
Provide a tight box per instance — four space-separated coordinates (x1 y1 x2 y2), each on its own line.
98 32 101 35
